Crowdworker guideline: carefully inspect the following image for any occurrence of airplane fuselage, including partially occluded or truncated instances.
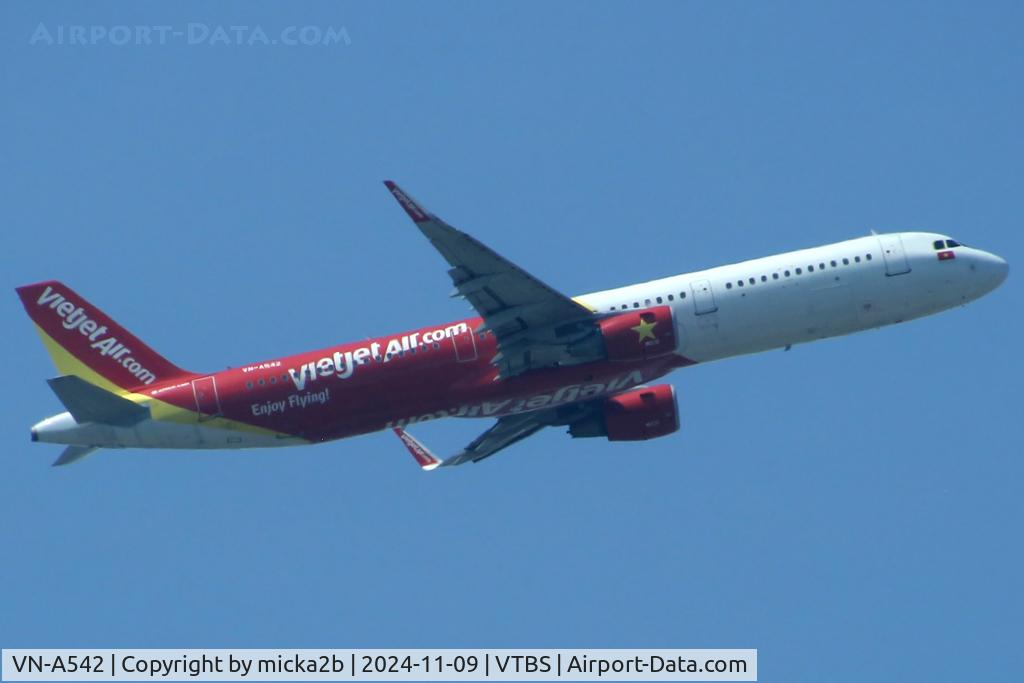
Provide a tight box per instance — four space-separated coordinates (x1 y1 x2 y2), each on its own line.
29 231 1007 454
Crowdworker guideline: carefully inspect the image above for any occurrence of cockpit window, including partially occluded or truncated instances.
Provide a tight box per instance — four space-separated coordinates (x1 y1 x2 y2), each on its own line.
946 239 961 248
933 240 944 250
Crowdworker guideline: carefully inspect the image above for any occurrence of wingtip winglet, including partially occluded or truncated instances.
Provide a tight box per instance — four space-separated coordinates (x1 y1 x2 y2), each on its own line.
393 427 442 471
383 180 432 224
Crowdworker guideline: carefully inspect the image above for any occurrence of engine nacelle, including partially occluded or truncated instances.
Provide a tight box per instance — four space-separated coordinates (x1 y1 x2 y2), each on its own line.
569 384 679 442
598 305 677 362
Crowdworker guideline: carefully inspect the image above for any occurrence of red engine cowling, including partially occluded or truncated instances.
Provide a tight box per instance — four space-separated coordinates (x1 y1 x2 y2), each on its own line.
569 384 679 441
598 305 677 362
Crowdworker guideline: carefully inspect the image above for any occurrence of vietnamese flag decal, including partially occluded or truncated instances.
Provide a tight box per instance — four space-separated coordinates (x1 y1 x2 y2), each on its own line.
938 250 956 261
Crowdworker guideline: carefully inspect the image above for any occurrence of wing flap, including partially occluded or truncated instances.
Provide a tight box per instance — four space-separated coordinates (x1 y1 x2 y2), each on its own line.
448 416 546 466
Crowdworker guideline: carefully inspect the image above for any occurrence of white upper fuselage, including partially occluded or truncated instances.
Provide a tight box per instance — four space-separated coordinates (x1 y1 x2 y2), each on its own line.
577 232 1007 362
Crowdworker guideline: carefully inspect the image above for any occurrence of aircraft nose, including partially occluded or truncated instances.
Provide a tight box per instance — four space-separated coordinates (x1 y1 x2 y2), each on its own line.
984 251 1008 286
972 250 1009 293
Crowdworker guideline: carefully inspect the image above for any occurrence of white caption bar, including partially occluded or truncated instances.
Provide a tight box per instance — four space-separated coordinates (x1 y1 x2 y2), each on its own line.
2 649 756 681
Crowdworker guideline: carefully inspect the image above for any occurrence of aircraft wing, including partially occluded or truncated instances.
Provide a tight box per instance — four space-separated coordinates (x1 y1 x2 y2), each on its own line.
384 181 599 377
394 402 598 468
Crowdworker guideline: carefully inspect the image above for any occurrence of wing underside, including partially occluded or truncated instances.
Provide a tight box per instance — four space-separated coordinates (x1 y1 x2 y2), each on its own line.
394 401 600 468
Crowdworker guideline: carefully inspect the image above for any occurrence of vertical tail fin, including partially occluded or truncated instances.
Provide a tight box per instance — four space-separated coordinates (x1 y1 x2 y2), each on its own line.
15 280 192 393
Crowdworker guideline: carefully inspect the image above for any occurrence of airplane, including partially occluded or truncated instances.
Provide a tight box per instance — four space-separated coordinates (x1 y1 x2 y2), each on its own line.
17 181 1008 468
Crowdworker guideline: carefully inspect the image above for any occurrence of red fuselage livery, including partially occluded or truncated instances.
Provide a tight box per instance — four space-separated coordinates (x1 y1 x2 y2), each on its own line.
19 181 1008 467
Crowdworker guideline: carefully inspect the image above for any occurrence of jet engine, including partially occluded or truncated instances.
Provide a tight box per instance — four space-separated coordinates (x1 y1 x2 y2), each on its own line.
598 305 677 362
569 384 679 441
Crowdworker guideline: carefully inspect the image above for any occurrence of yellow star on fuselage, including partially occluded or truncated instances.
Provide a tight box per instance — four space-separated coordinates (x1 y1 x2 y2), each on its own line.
632 318 657 342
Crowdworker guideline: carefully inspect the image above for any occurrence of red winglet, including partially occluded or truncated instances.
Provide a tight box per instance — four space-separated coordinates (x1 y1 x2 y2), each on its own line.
393 427 442 470
383 180 431 224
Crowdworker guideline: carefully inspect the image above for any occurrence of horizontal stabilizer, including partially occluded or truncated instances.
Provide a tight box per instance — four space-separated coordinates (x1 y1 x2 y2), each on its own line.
52 445 98 467
47 375 150 426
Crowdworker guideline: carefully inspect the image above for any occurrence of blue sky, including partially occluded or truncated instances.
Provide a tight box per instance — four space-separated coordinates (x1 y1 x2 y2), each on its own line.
1 2 1021 680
